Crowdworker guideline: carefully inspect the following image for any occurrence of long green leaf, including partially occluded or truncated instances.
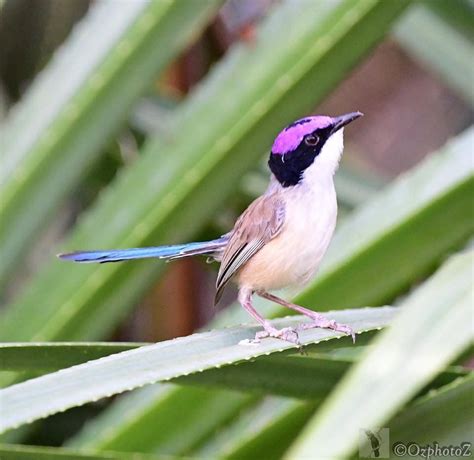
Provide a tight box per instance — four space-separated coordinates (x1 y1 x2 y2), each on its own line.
0 339 373 373
0 0 411 343
0 307 396 433
195 373 474 459
394 5 474 105
388 374 474 452
356 374 474 459
194 397 315 460
2 342 465 401
0 0 221 288
69 127 474 453
0 444 173 460
424 0 474 41
193 367 473 459
192 339 473 458
68 383 256 455
177 356 468 401
0 342 144 372
287 251 473 459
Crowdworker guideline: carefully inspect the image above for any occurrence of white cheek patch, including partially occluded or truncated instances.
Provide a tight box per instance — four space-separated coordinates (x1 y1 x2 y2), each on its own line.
303 129 344 184
320 129 344 167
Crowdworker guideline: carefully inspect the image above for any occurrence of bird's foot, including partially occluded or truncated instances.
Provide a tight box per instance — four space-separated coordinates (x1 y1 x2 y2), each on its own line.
297 317 355 343
255 292 355 343
252 323 300 344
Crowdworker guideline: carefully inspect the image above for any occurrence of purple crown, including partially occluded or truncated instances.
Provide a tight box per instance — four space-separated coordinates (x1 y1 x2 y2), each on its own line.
271 116 332 155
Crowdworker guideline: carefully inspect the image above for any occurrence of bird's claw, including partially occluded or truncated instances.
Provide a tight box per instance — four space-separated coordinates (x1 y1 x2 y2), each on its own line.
249 317 355 346
297 318 356 343
253 326 300 344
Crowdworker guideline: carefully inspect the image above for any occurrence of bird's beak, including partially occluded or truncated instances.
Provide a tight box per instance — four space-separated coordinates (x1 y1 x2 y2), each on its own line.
331 111 363 134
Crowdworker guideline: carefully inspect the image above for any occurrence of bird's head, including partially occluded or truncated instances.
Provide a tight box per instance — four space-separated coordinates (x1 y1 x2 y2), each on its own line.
268 112 363 187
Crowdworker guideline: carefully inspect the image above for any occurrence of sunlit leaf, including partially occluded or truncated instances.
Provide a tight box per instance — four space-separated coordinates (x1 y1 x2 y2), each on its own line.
287 251 473 459
0 307 396 433
0 0 222 288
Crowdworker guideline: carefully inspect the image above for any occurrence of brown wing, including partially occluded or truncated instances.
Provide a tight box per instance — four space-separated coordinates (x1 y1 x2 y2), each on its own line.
215 193 285 303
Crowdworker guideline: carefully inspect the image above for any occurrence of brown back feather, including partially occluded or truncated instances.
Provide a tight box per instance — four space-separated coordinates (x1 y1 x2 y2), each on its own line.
214 193 285 303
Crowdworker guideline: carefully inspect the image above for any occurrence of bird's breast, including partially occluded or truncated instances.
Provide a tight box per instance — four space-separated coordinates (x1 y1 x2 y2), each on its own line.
237 183 337 291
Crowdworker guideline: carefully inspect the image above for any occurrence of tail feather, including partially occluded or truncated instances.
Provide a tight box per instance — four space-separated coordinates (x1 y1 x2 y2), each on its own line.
58 237 228 264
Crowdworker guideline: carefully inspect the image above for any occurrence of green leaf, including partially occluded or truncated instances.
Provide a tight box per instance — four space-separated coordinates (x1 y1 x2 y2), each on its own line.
356 374 474 459
178 356 468 401
0 0 222 288
0 345 356 397
0 0 411 343
333 164 385 210
2 341 465 401
195 374 474 460
394 5 474 105
0 337 378 373
194 397 315 460
424 0 474 42
0 342 144 372
68 384 256 455
129 96 176 137
188 371 473 460
286 251 473 459
0 443 173 460
190 350 469 459
388 374 474 450
0 307 396 433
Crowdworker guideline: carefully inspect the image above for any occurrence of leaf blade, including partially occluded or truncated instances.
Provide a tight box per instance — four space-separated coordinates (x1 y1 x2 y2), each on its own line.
0 443 172 460
388 374 474 448
0 0 222 288
0 307 396 433
394 5 474 105
286 252 473 459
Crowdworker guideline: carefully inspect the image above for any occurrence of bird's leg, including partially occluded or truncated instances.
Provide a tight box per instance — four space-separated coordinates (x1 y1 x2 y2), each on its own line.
257 291 355 342
238 289 299 344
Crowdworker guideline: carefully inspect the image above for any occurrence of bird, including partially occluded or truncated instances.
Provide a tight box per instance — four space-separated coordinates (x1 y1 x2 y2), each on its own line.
59 111 363 344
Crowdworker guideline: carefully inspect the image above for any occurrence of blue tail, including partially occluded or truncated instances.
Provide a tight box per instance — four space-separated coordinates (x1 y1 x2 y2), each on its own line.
58 237 228 264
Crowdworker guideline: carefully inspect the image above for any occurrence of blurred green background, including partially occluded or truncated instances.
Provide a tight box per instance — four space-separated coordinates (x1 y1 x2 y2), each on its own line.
0 0 472 459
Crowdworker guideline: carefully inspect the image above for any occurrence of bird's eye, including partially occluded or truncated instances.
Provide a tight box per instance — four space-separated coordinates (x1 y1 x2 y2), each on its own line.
304 134 319 146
